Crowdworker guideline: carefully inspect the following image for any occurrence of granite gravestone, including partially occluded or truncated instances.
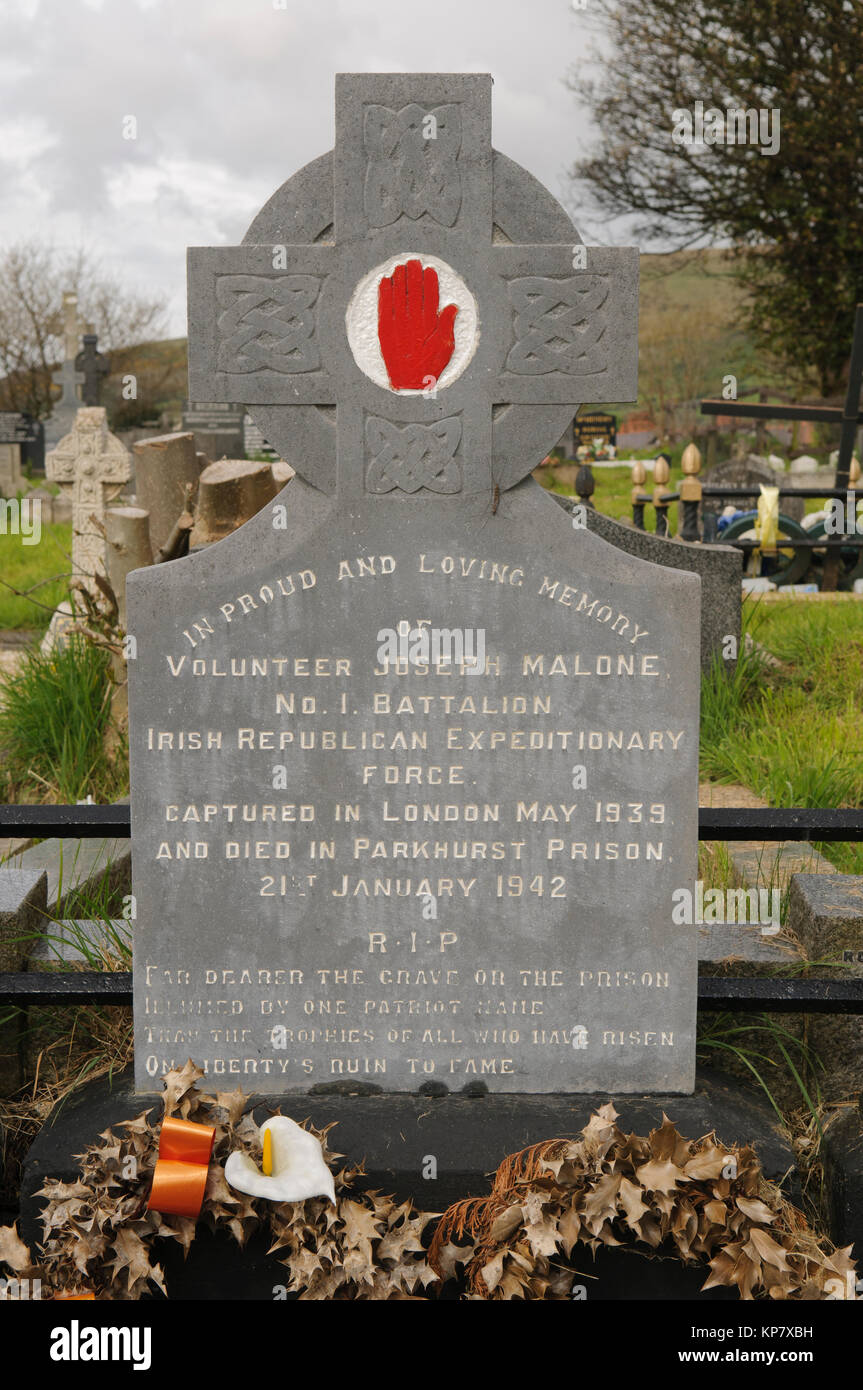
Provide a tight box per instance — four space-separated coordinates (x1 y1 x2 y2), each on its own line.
128 73 700 1097
182 400 245 460
574 410 617 449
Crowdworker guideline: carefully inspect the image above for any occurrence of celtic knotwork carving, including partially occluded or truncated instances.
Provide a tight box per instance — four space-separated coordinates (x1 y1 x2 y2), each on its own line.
505 276 609 376
364 103 462 228
216 275 322 374
365 415 462 494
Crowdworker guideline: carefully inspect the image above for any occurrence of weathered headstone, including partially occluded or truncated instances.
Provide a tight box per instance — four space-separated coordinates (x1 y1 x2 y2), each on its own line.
182 400 245 460
551 496 741 673
0 412 44 487
705 455 804 524
128 73 699 1097
574 410 617 449
46 407 131 586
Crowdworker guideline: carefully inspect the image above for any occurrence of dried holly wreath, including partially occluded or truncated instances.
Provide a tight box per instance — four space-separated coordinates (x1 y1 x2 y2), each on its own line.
0 1062 855 1301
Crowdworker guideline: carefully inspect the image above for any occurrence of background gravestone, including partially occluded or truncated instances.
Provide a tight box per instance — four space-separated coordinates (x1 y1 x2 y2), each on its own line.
182 400 245 460
704 454 804 524
128 73 700 1097
551 497 742 673
574 410 617 449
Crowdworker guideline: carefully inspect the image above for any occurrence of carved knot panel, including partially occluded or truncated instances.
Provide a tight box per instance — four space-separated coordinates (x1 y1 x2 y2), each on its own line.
365 414 462 494
364 103 462 228
505 275 609 376
216 274 322 374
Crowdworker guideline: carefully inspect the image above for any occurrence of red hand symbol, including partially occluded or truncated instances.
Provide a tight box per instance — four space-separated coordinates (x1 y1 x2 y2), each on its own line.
378 259 458 390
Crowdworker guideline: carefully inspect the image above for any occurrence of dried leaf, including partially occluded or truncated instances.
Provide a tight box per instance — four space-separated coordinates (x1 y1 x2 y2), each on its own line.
735 1197 776 1225
0 1224 32 1273
635 1159 686 1195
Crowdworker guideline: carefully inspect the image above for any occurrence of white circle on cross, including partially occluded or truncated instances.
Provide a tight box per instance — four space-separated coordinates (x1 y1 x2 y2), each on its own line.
345 252 479 394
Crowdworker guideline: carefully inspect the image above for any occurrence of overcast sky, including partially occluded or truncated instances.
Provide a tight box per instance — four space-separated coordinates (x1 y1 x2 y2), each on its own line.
0 0 611 336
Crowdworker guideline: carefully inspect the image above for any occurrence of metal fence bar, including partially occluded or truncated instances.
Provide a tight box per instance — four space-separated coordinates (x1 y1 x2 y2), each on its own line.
701 486 862 500
0 971 133 1004
0 804 130 838
3 805 863 842
700 400 863 425
2 971 861 1012
698 808 863 840
697 978 863 1013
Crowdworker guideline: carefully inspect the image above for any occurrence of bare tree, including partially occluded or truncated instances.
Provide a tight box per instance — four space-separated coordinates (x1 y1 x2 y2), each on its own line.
0 242 167 418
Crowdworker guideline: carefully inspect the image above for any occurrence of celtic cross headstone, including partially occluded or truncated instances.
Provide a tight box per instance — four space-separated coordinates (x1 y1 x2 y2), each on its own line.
187 74 637 499
75 333 110 407
46 407 131 586
128 74 700 1096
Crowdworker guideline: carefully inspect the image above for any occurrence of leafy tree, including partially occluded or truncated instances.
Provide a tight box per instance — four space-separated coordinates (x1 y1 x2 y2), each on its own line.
567 0 863 397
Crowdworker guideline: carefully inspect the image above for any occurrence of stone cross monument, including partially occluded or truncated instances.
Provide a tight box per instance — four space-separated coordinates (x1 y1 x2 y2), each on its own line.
129 74 700 1096
76 333 110 407
188 74 637 500
44 292 88 448
46 407 131 586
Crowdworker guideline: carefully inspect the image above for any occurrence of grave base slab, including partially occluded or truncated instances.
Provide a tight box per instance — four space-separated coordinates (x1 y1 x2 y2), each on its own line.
19 1067 803 1300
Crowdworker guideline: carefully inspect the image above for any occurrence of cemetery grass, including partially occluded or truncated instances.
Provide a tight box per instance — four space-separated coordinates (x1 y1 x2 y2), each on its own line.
700 600 863 874
0 521 72 630
0 633 128 804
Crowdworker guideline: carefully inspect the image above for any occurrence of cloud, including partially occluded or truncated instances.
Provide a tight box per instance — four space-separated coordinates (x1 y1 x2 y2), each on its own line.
0 0 600 334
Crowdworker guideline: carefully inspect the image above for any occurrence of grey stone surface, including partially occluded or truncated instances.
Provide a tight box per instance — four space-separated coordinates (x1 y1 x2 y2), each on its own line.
728 840 836 896
128 73 698 1099
787 874 863 962
0 868 47 971
787 874 863 1100
5 837 130 917
128 481 700 1096
704 455 805 524
552 498 741 673
697 921 803 968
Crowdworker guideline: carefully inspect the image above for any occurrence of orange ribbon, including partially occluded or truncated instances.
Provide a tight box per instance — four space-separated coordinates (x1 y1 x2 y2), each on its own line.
147 1116 215 1219
54 1292 96 1300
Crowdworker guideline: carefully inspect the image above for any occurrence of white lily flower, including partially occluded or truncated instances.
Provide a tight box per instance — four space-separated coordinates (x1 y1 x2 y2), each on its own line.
224 1116 336 1204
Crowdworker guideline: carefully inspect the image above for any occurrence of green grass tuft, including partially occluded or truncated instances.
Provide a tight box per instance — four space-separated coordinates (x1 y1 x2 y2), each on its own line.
0 634 127 803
